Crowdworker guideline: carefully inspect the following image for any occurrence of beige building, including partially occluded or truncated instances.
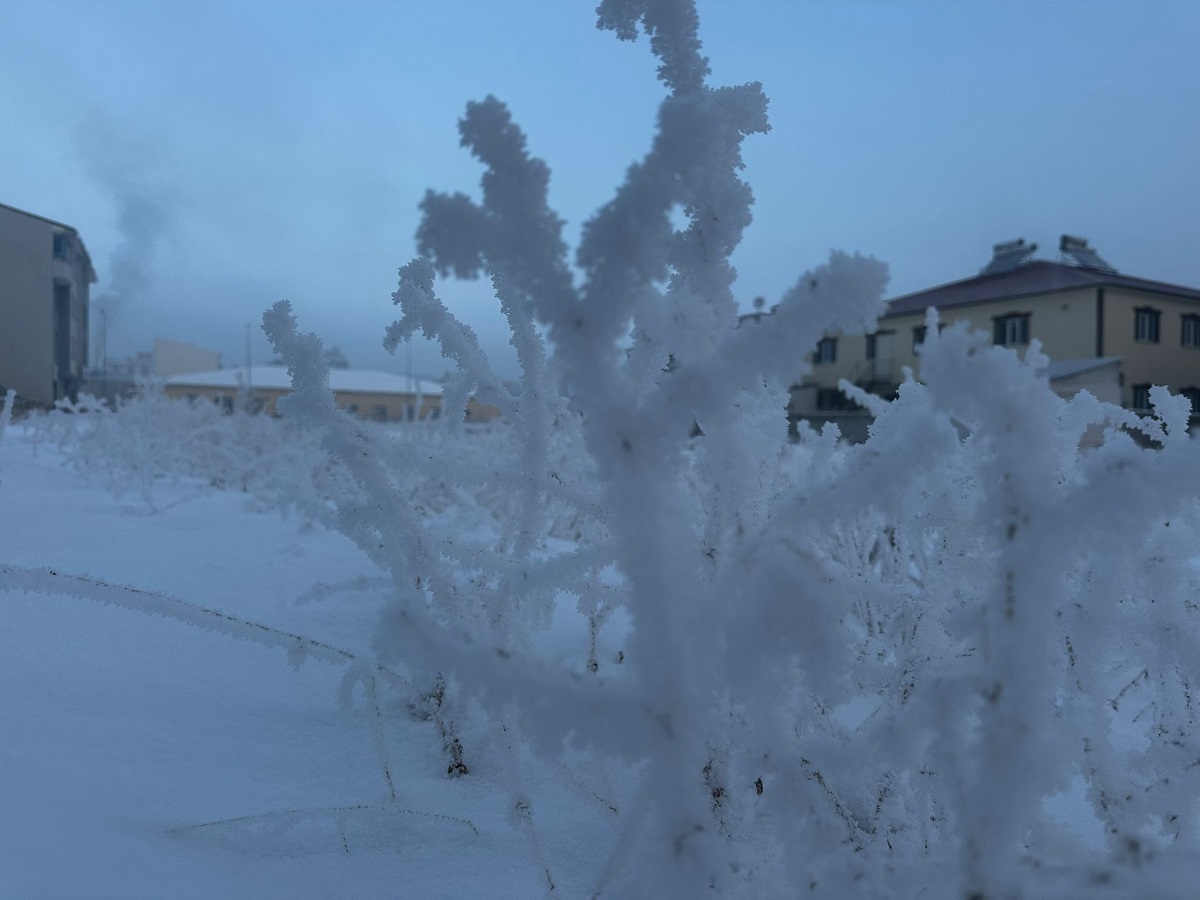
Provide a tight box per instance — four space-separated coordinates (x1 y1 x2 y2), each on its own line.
150 338 222 378
88 338 223 404
164 365 446 421
799 236 1200 418
0 202 96 406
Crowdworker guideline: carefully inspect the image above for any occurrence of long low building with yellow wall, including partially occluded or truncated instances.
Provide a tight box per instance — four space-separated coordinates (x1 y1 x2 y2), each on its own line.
164 365 448 421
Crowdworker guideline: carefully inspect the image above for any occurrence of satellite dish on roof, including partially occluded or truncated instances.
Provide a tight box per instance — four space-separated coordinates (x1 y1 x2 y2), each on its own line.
1059 235 1116 273
981 238 1038 276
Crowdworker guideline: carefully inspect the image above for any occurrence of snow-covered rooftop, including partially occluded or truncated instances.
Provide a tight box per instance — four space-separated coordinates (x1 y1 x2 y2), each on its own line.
165 365 443 396
1040 357 1122 382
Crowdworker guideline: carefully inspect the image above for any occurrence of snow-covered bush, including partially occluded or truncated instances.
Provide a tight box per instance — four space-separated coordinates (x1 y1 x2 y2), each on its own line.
262 2 1200 896
26 385 345 518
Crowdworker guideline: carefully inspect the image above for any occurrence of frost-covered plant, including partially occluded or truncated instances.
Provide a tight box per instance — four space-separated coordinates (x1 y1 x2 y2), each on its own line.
264 2 1200 897
29 385 347 518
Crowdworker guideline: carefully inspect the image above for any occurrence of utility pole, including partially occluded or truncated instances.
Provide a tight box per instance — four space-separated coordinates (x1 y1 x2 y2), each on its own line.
101 307 108 403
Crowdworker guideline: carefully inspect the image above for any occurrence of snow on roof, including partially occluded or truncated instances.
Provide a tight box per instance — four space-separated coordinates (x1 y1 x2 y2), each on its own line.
165 365 444 396
1039 357 1122 381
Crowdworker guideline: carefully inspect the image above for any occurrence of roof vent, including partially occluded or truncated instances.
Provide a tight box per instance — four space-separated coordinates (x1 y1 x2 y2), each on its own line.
1059 234 1116 273
981 238 1038 275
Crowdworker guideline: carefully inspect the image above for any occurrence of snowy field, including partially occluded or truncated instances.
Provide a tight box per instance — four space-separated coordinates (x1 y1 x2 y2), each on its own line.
0 425 620 899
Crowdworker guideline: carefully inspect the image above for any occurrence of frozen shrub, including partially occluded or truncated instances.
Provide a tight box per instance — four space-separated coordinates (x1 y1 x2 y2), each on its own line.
262 3 1200 897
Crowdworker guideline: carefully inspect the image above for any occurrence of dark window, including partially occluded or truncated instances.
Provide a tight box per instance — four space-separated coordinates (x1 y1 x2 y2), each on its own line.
1134 307 1160 343
1181 387 1200 417
54 282 71 400
52 232 72 261
816 387 854 411
347 403 358 415
814 337 837 365
865 333 876 360
1182 315 1200 349
913 325 927 353
993 313 1030 347
1131 384 1153 412
374 404 387 421
912 323 946 354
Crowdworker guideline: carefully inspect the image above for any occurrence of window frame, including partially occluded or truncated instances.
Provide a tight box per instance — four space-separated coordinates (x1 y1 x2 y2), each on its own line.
52 232 73 262
1130 383 1153 412
1182 314 1200 349
912 325 926 354
814 337 837 365
1180 387 1200 417
1134 307 1161 344
913 323 946 354
816 387 856 411
993 313 1030 347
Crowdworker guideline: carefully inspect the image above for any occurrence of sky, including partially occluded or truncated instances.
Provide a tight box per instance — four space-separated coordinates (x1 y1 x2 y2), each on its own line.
2 1 1198 381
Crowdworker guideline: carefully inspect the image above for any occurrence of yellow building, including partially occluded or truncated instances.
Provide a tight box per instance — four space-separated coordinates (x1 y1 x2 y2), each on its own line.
164 366 445 421
799 236 1200 417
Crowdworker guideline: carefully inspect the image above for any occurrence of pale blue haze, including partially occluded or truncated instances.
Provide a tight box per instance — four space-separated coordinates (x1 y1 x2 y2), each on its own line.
1 1 1196 377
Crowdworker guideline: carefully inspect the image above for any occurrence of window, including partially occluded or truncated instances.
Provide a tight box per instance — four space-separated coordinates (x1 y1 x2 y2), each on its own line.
52 232 72 262
1131 384 1152 412
1134 307 1160 343
912 326 927 354
816 388 856 411
865 333 876 360
347 403 358 415
1181 387 1200 417
814 337 837 365
374 404 388 421
1182 315 1200 349
993 313 1030 347
912 324 940 352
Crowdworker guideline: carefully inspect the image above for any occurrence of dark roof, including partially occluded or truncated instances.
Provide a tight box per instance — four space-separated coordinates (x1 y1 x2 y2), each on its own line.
883 260 1200 318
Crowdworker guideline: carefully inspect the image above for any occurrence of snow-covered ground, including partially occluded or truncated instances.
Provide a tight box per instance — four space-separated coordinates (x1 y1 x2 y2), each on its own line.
0 427 615 899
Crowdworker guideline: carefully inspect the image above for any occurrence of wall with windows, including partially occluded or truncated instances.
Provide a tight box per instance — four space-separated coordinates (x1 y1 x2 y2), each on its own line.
798 330 861 395
0 204 93 406
1103 289 1200 410
803 287 1100 393
0 208 53 403
163 384 444 421
798 283 1200 416
332 390 441 421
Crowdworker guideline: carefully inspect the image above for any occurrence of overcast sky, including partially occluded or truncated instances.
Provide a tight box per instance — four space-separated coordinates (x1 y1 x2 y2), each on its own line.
2 1 1197 379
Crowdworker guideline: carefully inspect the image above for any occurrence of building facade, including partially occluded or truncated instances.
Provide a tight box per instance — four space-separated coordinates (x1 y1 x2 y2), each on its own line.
0 202 96 406
799 237 1200 417
164 366 446 421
